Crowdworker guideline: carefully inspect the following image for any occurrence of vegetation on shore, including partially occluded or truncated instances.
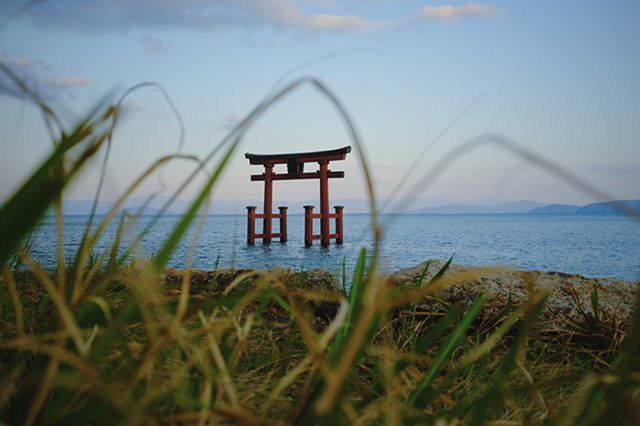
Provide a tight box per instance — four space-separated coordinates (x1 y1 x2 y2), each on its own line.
1 263 639 424
0 66 639 424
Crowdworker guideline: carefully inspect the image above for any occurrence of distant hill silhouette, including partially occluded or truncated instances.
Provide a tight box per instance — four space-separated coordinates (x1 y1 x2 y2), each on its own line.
528 204 580 215
43 197 639 216
528 200 640 215
411 200 544 214
411 199 640 216
575 199 640 215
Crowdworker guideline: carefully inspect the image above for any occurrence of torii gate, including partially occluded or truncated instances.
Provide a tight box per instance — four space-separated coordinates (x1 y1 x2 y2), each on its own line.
245 146 351 247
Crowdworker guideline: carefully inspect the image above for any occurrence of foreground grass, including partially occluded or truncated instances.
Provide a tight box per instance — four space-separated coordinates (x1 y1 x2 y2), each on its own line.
1 264 638 425
1 65 638 425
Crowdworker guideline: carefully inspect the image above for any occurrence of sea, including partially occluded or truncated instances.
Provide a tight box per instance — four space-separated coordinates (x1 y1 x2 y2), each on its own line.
28 214 640 282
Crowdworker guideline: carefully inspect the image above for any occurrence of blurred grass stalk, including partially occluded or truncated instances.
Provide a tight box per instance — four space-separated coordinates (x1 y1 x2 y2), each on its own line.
0 64 639 425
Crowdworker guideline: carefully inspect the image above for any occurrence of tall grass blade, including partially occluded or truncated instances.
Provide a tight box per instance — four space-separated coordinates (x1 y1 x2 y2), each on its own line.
332 248 367 351
0 109 112 266
413 304 462 356
467 296 546 425
428 255 454 285
408 294 486 407
415 259 432 287
152 142 237 269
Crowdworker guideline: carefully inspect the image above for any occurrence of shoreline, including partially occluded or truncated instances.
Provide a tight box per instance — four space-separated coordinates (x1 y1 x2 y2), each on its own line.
4 259 639 422
161 259 639 329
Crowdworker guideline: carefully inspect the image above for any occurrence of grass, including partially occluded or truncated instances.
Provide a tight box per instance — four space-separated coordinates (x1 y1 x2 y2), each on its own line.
0 65 639 425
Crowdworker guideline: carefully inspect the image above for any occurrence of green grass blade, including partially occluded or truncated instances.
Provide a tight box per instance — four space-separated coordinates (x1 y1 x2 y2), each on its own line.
152 142 237 269
415 259 432 286
332 248 366 352
467 296 547 425
107 213 126 272
413 304 463 356
427 255 454 285
408 294 486 407
0 116 111 266
341 255 347 296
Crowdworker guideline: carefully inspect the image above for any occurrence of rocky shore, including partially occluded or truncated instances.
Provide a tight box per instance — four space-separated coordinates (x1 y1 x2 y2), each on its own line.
391 259 638 324
164 259 639 338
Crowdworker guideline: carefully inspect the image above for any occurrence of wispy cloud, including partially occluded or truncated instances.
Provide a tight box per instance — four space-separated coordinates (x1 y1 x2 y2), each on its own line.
584 165 640 179
419 3 499 23
142 36 171 56
9 1 498 35
303 0 336 7
222 114 244 131
305 14 388 32
12 0 358 33
57 76 91 88
0 52 90 100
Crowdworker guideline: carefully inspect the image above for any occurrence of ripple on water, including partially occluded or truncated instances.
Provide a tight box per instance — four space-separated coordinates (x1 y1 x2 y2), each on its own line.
27 214 640 281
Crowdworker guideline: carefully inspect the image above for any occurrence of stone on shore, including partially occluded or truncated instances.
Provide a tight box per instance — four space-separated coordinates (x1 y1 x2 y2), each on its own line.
390 259 639 337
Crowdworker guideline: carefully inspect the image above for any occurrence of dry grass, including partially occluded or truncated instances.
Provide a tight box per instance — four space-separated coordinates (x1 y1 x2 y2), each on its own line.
1 265 638 425
0 64 639 425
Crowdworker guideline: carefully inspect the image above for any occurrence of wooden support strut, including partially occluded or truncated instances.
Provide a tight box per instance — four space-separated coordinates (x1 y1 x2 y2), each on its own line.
304 205 314 247
303 204 344 246
279 206 288 243
263 164 274 244
247 206 256 245
319 161 330 247
247 205 287 244
250 171 344 181
335 205 344 244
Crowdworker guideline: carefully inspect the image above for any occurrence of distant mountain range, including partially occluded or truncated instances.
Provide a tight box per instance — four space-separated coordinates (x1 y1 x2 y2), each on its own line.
529 199 640 215
54 197 377 215
411 200 545 214
527 204 579 215
42 197 640 216
411 199 640 215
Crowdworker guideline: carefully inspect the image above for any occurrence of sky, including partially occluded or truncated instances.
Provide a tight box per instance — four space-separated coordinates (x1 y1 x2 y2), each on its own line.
1 0 639 213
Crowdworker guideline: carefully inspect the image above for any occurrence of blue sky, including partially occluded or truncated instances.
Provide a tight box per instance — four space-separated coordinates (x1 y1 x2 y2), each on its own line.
1 0 639 211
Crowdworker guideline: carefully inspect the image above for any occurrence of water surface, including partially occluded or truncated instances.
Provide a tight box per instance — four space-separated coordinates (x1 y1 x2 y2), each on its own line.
29 214 640 281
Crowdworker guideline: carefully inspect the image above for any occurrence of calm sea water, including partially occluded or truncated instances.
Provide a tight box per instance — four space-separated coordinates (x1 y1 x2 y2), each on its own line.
29 214 640 282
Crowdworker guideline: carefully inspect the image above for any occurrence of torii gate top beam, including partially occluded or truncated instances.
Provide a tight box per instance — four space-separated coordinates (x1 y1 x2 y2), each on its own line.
244 145 351 166
245 145 351 181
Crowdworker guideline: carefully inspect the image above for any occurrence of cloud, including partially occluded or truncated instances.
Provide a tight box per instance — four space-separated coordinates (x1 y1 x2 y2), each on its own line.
305 14 387 32
142 36 171 56
3 0 348 34
222 114 244 131
218 0 385 33
302 0 336 7
584 165 640 179
58 76 91 88
419 3 498 22
9 1 498 35
0 52 91 100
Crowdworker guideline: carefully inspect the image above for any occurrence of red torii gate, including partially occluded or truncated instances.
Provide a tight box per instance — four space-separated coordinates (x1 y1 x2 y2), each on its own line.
245 146 351 247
